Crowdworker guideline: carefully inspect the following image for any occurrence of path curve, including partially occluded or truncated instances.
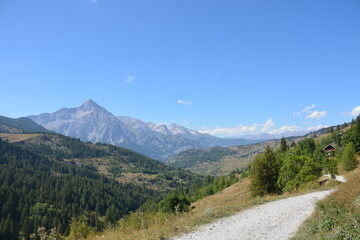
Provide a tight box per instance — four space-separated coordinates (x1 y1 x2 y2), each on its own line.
174 190 332 240
323 174 346 183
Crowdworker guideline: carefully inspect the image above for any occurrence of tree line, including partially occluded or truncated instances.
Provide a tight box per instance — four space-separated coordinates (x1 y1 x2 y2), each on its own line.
250 115 360 196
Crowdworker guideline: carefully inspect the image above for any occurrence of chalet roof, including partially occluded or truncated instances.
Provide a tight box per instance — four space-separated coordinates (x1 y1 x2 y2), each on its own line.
323 144 337 151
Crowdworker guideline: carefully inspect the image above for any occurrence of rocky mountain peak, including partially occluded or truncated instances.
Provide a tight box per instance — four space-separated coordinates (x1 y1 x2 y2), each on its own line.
169 123 199 135
79 99 112 115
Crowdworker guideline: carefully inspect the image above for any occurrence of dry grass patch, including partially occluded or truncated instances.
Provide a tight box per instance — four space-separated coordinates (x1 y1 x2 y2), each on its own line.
86 179 253 240
0 133 42 142
292 165 360 240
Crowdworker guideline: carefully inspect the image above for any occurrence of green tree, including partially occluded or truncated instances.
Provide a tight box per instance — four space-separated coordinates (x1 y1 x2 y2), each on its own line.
313 147 325 164
295 157 322 184
278 154 303 191
250 146 281 196
278 155 322 191
280 137 288 152
355 115 360 135
66 215 94 240
327 157 338 179
298 138 316 156
342 142 358 171
341 129 360 153
159 193 190 214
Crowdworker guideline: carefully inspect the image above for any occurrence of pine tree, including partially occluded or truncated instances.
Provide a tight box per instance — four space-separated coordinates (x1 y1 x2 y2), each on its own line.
280 137 288 152
343 142 358 171
250 146 281 196
355 115 360 136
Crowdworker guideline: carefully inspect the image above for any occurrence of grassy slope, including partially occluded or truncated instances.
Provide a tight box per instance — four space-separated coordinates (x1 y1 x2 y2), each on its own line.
87 178 252 240
0 133 42 142
86 174 339 240
292 159 360 240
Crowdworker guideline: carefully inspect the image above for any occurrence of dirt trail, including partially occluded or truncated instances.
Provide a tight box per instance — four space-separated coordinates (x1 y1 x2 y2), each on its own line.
174 190 332 240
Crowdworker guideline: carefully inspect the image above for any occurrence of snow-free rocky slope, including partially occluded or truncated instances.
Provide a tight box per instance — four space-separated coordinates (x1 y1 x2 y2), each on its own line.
28 100 255 161
174 190 332 240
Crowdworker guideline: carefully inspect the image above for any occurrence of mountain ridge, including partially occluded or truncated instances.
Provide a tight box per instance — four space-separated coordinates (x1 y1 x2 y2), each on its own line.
0 115 50 133
28 100 256 161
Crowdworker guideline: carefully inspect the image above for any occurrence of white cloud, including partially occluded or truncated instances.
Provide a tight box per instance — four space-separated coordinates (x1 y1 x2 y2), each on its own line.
306 124 328 131
177 100 192 105
199 119 301 137
292 104 316 118
261 118 275 131
199 124 258 136
350 106 360 116
303 104 316 113
306 111 327 120
126 75 135 83
268 125 300 135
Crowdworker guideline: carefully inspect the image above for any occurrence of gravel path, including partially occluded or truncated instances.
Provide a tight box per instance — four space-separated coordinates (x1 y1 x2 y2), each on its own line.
323 174 346 183
174 190 333 240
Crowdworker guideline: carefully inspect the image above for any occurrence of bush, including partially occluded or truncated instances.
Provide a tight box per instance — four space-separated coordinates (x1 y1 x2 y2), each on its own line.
342 142 358 171
159 194 190 214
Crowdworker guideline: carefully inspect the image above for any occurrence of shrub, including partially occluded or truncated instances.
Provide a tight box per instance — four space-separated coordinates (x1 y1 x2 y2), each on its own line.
342 142 358 171
159 194 190 214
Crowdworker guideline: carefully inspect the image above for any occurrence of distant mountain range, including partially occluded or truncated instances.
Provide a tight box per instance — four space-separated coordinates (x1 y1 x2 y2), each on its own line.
28 100 257 161
240 131 309 141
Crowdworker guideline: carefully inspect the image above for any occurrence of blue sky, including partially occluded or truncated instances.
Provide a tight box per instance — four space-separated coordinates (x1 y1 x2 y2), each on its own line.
0 0 359 137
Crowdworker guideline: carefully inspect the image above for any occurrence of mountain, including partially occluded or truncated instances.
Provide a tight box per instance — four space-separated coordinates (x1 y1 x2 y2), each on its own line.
0 115 50 133
241 131 309 141
28 100 256 161
28 100 135 145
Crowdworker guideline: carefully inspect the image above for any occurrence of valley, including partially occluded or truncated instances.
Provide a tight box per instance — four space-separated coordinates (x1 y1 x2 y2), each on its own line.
0 107 359 240
168 131 327 176
1 1 359 239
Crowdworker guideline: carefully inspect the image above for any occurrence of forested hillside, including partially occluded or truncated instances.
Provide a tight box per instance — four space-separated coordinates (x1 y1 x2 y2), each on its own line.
12 133 199 190
0 138 156 239
0 133 202 239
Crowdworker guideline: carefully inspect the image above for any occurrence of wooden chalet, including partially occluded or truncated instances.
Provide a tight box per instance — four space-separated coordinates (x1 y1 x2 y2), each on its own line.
323 144 338 157
323 144 336 152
